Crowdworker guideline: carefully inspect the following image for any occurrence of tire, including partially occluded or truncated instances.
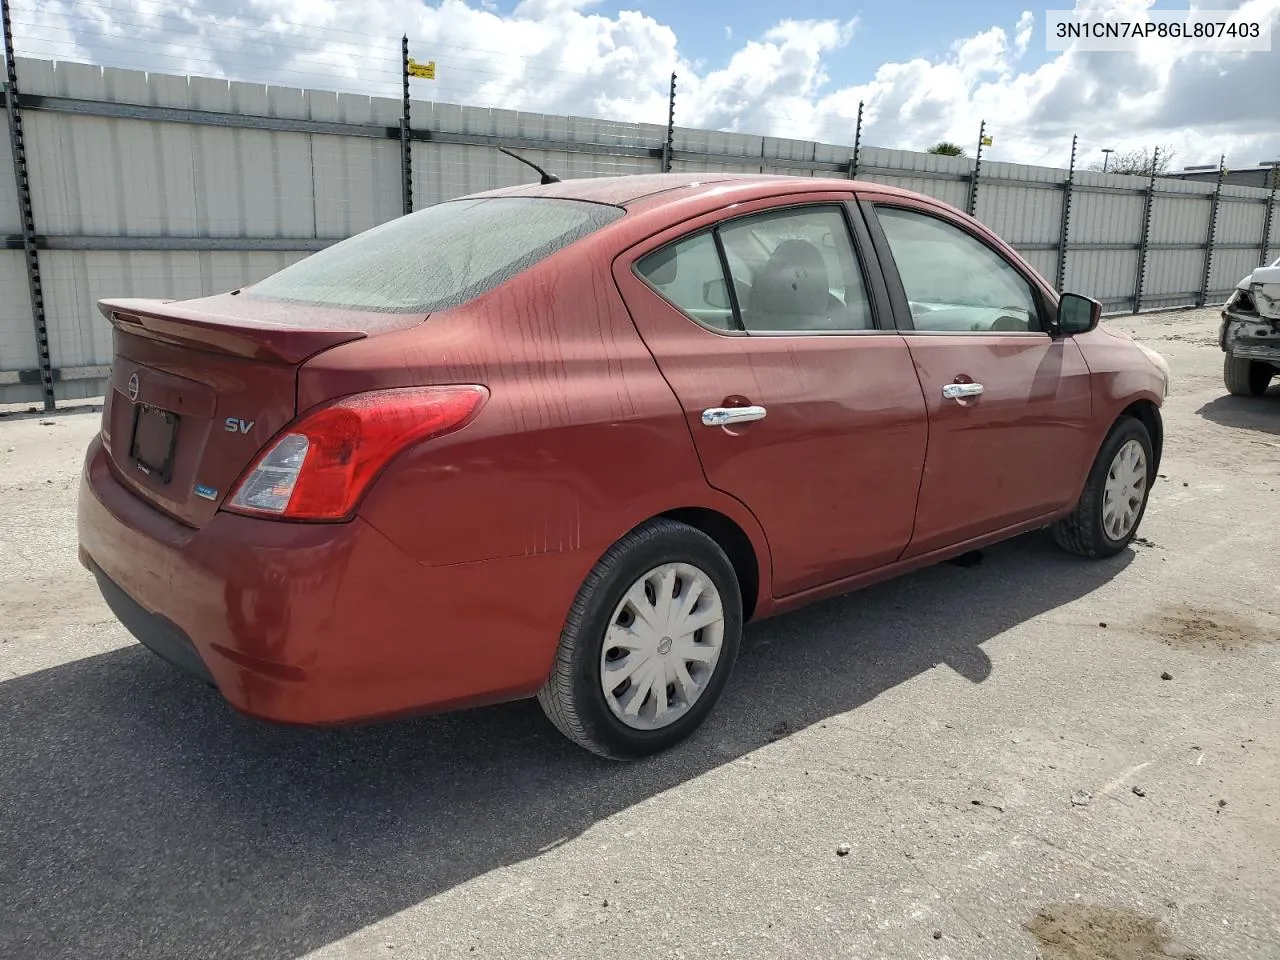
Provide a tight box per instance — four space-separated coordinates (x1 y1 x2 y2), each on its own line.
1224 354 1274 397
1053 417 1155 559
537 518 743 760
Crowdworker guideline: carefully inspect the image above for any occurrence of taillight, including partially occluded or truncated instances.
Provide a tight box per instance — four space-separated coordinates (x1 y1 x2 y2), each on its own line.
225 385 488 521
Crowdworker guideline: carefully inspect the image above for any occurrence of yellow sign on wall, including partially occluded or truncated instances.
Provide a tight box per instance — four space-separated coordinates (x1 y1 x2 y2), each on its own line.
408 58 436 80
980 135 993 147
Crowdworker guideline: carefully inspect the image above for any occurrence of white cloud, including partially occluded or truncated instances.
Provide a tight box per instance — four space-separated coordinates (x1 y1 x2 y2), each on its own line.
1014 11 1035 58
22 0 1280 170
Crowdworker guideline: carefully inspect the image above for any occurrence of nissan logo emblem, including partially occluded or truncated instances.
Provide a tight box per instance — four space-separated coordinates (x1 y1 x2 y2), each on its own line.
127 373 139 403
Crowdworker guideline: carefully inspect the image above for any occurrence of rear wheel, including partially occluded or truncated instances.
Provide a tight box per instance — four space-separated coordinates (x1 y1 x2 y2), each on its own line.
1224 354 1274 397
537 519 743 759
1053 417 1154 559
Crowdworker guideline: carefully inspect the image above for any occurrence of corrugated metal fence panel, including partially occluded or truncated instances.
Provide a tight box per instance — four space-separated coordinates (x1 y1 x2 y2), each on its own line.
1143 249 1203 304
20 60 323 240
417 104 662 204
1210 186 1266 294
185 77 317 239
1217 187 1267 245
1150 188 1211 246
976 162 1064 244
1067 190 1146 244
10 56 1280 403
2 66 36 395
310 91 402 235
0 107 19 235
1143 181 1207 304
858 147 970 209
20 61 199 237
1018 249 1059 286
678 128 762 169
39 250 307 393
1212 248 1261 298
0 253 38 394
1066 249 1139 307
1269 196 1280 262
0 90 37 393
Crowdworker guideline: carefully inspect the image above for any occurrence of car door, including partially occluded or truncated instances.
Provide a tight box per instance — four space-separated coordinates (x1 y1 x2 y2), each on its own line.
858 194 1094 558
613 194 929 598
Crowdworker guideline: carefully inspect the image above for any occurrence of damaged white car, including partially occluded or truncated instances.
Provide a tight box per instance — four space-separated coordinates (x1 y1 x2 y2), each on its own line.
1220 255 1280 396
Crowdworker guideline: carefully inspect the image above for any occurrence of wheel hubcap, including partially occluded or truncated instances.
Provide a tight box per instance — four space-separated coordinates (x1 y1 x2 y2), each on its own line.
1102 438 1148 541
600 562 725 731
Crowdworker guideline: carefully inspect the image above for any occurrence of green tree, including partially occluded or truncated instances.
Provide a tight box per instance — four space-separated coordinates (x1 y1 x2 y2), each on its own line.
1087 146 1177 176
927 141 966 157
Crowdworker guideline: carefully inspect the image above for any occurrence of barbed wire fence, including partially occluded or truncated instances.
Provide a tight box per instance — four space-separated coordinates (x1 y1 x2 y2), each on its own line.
3 0 1278 409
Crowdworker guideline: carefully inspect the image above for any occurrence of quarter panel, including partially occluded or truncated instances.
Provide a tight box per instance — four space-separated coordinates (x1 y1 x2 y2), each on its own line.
328 237 773 577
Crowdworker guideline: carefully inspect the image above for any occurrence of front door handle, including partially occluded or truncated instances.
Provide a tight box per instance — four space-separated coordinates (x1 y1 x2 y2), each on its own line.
942 382 984 400
702 405 767 427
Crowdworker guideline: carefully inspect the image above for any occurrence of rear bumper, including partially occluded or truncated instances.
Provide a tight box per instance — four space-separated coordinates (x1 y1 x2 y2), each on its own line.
77 435 586 724
88 560 214 686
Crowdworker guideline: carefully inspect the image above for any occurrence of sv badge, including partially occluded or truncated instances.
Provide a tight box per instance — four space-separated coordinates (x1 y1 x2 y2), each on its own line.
224 417 255 434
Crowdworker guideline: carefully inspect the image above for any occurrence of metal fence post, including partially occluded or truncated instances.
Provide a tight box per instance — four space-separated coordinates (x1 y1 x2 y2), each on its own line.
399 36 413 215
661 72 676 172
2 0 54 410
1260 165 1277 267
1197 154 1226 307
846 101 863 180
1131 147 1160 314
967 120 986 217
1055 134 1077 293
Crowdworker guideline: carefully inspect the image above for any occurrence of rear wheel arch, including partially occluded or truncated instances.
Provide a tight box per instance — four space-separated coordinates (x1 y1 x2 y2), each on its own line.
659 507 761 621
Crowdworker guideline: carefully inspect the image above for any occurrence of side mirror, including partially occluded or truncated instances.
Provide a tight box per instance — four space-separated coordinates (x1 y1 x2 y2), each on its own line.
1057 292 1102 335
703 279 732 310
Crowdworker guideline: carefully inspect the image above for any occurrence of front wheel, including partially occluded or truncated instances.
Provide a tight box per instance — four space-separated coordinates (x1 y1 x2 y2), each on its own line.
1053 417 1155 559
537 519 743 759
1224 354 1274 397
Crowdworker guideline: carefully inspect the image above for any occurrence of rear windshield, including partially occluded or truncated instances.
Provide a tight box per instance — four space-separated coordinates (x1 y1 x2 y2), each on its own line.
244 197 623 313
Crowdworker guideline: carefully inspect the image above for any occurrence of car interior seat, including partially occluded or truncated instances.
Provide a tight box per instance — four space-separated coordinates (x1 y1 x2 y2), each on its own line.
743 239 839 331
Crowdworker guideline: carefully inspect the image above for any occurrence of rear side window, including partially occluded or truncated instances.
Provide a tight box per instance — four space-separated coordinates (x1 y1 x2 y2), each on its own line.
245 197 623 313
636 232 737 331
635 203 875 334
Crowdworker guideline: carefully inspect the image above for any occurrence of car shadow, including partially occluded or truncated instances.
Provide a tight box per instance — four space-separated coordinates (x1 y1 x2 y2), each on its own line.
1195 390 1280 436
0 532 1131 960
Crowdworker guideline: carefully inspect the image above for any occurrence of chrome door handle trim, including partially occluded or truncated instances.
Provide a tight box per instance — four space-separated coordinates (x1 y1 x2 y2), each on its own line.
701 405 767 427
942 382 984 400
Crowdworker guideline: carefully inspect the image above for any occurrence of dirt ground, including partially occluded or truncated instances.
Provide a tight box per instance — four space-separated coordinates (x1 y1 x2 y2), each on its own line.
0 307 1277 960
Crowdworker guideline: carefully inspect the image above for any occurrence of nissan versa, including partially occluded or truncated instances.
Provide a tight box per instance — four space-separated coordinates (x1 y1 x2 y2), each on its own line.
77 172 1172 759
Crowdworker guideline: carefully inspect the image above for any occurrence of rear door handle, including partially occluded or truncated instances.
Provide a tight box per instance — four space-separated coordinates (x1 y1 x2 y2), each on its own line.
942 382 984 400
702 405 767 427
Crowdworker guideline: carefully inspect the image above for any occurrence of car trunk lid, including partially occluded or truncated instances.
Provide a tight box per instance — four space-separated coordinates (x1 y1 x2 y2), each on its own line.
99 293 425 528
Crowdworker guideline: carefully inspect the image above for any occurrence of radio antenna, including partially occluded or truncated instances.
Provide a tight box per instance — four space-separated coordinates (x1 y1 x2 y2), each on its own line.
498 146 561 184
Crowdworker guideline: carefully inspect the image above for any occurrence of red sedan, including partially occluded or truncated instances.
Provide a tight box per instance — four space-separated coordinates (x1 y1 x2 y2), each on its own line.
78 172 1169 758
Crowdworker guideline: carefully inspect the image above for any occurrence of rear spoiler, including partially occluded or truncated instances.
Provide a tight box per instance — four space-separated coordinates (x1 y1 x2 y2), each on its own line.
99 297 366 364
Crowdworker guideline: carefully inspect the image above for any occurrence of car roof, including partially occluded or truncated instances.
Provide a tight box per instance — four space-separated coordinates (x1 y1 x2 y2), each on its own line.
461 172 923 209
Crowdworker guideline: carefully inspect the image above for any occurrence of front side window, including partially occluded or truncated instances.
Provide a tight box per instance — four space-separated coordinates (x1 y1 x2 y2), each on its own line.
635 204 875 334
875 206 1042 333
245 197 623 314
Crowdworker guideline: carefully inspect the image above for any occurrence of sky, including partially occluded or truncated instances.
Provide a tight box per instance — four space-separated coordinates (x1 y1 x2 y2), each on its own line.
11 0 1280 171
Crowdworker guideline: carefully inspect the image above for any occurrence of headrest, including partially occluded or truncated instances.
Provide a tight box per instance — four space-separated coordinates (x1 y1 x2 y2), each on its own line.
750 239 830 317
